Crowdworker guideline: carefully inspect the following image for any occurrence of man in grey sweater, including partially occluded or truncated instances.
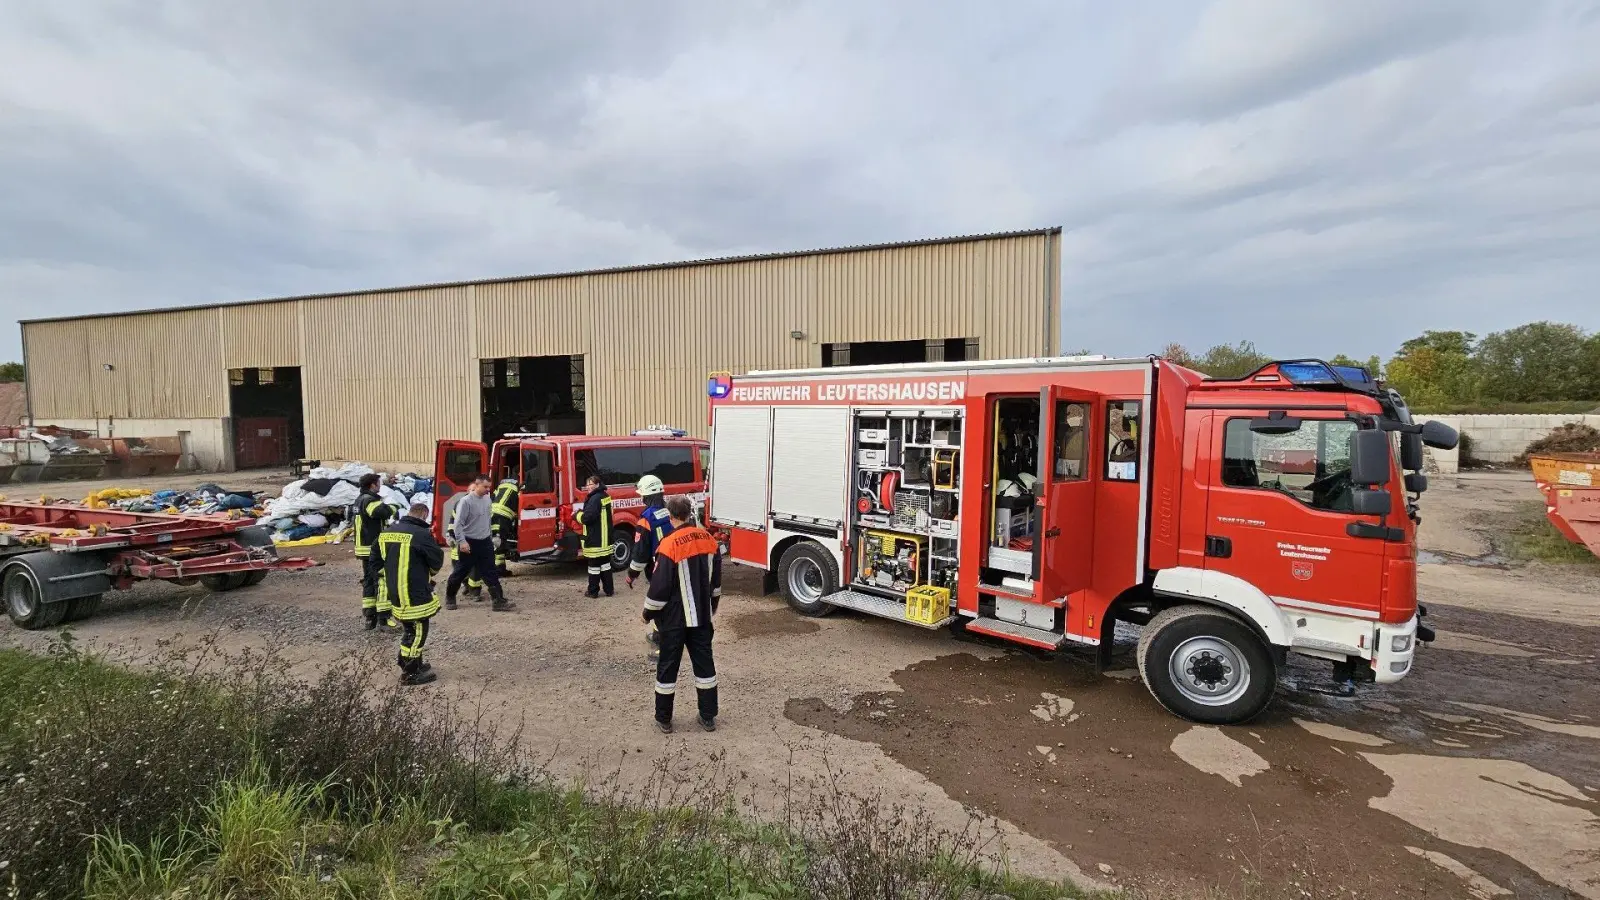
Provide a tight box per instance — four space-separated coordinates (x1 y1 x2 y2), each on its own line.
445 475 514 611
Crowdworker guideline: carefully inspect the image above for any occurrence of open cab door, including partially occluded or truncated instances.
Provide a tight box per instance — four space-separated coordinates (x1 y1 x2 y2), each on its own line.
513 442 560 555
1035 386 1099 598
432 440 488 543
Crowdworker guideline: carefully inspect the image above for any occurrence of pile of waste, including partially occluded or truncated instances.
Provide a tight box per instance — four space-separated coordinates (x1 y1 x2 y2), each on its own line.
83 484 267 515
257 462 432 547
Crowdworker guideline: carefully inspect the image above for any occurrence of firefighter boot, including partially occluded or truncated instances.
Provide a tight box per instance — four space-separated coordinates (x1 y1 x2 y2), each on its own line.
400 669 438 687
490 586 517 612
363 609 378 631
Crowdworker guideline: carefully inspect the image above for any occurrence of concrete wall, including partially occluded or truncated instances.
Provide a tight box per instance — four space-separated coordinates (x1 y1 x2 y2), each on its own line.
1415 414 1600 474
27 417 230 473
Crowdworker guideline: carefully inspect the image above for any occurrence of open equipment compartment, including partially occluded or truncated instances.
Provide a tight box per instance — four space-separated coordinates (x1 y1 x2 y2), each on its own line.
847 406 963 620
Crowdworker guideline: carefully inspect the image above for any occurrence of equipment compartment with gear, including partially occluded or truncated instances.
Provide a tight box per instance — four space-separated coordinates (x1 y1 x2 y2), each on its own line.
849 408 964 600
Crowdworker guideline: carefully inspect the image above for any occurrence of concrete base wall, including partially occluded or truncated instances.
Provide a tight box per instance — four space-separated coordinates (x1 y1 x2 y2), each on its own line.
28 417 231 473
1415 414 1600 474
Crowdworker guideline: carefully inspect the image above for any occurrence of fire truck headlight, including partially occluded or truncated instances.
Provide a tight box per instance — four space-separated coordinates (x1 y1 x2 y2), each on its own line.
1391 634 1413 653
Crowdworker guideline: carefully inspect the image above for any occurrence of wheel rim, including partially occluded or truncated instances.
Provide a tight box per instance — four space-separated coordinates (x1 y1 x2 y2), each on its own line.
1168 635 1252 707
787 557 825 604
5 570 36 619
612 536 631 568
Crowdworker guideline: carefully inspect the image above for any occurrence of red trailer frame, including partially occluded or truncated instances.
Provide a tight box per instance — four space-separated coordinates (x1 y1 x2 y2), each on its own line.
0 500 315 630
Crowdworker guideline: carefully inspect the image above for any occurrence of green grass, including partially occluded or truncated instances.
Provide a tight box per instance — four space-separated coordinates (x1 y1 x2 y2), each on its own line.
1505 504 1600 565
0 644 1110 900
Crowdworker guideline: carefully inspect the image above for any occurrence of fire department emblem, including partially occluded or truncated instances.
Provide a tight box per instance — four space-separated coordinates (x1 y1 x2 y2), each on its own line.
1291 561 1314 581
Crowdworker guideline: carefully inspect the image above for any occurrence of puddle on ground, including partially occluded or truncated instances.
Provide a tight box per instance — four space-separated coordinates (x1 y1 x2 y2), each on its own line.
1365 753 1600 899
1405 847 1512 898
1293 718 1391 747
1417 550 1510 568
1451 702 1600 740
728 606 822 638
1169 726 1269 786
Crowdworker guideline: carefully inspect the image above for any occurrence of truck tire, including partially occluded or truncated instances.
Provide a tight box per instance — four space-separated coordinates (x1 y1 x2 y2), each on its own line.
609 525 634 571
3 563 68 630
1137 605 1276 725
64 594 103 622
778 541 839 617
201 572 250 592
242 570 269 586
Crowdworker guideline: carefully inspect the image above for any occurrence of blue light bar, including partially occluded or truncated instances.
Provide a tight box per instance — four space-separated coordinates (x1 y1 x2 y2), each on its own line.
1330 364 1373 386
707 372 732 398
1277 362 1338 385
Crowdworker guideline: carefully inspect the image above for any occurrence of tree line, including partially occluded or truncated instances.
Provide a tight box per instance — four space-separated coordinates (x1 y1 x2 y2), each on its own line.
1162 321 1600 413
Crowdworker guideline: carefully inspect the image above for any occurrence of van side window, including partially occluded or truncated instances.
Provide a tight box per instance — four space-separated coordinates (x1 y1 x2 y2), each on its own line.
574 447 645 487
1221 418 1359 512
1053 402 1089 481
641 445 695 485
443 449 482 483
1104 400 1141 481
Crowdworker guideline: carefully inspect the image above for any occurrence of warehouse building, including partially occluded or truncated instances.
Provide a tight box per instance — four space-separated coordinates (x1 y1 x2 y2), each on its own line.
19 228 1062 470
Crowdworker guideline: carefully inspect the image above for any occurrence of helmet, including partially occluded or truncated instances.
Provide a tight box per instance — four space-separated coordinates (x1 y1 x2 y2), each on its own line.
636 475 665 496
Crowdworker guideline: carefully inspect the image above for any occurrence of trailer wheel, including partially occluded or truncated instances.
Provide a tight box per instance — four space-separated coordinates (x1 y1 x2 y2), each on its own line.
242 570 269 586
64 595 103 622
610 525 635 571
201 572 250 592
778 542 839 617
3 564 67 630
1137 605 1276 725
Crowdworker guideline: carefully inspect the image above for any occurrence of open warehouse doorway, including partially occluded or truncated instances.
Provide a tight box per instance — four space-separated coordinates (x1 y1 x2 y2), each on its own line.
480 355 586 444
821 337 980 367
229 367 304 468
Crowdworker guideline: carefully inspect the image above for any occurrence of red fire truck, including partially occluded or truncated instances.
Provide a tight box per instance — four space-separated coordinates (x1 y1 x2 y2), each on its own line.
432 429 709 569
705 356 1457 724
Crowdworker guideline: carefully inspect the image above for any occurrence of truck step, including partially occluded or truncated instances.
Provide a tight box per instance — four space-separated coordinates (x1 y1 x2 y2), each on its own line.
822 589 955 630
964 616 1068 650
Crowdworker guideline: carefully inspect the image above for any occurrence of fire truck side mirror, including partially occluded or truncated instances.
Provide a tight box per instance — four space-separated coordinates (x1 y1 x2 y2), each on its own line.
1349 429 1392 486
1350 488 1392 517
1399 433 1424 471
1420 420 1459 451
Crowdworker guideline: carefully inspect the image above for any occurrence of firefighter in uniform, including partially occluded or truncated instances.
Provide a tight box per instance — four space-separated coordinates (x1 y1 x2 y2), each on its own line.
354 473 396 629
579 474 615 597
445 502 484 600
626 475 674 657
490 477 519 576
374 502 444 686
643 495 722 733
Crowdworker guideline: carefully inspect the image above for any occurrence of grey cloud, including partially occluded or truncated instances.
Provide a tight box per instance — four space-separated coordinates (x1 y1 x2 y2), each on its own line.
1 0 1598 364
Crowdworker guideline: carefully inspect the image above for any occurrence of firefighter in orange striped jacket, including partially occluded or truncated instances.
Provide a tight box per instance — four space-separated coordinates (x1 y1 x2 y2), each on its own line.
642 495 722 734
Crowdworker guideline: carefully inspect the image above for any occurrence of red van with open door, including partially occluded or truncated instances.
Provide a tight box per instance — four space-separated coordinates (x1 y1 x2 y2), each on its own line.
432 429 710 568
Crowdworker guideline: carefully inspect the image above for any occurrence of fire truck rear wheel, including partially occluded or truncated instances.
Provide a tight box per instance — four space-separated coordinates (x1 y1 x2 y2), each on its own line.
3 562 67 630
1138 605 1276 725
201 572 250 592
610 525 635 571
242 571 269 586
779 542 838 617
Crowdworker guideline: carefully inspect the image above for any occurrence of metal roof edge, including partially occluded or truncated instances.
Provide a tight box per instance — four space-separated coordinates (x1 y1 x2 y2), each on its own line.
740 355 1147 380
19 226 1064 326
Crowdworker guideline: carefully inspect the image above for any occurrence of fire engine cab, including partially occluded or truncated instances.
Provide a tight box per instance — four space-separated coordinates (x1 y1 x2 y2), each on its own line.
706 356 1458 724
432 429 709 569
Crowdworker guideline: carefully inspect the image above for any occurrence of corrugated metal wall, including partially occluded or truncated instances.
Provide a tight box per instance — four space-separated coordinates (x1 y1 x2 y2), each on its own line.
221 301 302 368
22 231 1058 461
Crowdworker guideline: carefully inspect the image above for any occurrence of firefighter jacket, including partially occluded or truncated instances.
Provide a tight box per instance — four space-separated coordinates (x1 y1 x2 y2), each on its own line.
644 526 722 630
353 489 395 558
375 515 444 620
490 480 519 521
580 487 613 559
630 500 675 573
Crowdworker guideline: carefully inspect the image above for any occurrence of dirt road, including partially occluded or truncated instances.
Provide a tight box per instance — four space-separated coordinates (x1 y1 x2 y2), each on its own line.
4 470 1597 898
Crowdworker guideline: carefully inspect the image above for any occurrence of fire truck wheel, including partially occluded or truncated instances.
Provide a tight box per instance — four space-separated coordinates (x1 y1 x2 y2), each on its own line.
242 571 269 586
610 525 635 571
3 562 68 630
1138 605 1276 725
64 594 103 622
778 542 839 617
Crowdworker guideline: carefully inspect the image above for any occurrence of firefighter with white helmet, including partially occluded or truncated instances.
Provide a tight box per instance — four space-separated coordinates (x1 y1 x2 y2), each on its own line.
627 473 675 659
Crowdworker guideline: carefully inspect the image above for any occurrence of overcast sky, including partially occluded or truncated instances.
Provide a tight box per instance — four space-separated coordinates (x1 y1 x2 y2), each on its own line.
3 1 1598 363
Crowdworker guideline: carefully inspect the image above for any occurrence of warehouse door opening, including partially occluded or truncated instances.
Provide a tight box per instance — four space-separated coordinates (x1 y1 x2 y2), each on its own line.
822 338 979 367
229 367 304 469
481 355 586 444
